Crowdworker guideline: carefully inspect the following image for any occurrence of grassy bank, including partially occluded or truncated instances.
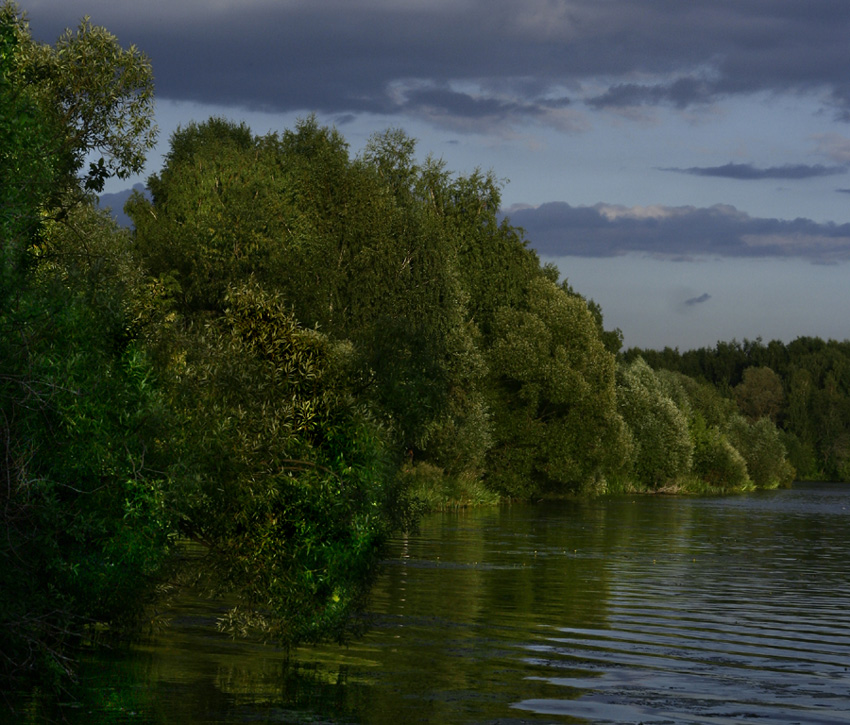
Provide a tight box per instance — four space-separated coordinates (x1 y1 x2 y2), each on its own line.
401 463 501 511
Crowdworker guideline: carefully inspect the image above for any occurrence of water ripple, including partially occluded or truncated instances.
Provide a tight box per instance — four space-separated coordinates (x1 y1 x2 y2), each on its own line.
514 540 850 724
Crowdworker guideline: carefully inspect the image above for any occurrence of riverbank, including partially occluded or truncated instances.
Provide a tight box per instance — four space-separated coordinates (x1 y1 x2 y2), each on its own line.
403 463 798 512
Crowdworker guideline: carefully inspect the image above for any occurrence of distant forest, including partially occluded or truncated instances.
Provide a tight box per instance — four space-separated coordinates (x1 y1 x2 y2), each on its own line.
2 2 847 704
626 337 850 482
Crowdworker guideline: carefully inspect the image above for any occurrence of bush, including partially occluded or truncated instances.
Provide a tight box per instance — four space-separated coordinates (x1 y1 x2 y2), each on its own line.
616 358 693 489
728 415 795 489
401 463 500 510
690 414 750 490
160 283 402 645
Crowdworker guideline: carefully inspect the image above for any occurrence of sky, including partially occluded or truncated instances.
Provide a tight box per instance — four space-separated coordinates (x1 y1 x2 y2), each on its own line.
24 0 850 350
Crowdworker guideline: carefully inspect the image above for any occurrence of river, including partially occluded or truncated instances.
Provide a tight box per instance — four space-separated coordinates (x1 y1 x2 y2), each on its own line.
32 482 850 724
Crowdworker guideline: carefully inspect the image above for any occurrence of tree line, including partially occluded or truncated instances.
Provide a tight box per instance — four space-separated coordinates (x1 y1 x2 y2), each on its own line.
0 2 812 703
626 337 850 482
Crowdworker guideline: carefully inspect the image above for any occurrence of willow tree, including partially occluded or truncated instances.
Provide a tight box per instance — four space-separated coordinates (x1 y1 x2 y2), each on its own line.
1 2 168 691
5 2 155 198
158 284 398 644
485 276 629 497
615 358 693 489
132 119 489 469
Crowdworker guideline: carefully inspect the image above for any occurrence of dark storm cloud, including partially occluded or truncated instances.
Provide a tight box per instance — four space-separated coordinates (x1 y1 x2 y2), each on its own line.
684 293 711 306
662 163 848 180
587 77 718 110
505 202 850 263
23 0 850 128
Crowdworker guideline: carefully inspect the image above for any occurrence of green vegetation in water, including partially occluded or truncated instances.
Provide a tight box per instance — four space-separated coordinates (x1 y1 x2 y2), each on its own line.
401 463 501 510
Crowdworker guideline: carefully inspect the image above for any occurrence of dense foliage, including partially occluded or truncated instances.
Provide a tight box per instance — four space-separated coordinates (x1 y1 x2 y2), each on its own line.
626 337 850 481
1 4 170 693
0 3 400 699
158 283 398 645
130 115 644 499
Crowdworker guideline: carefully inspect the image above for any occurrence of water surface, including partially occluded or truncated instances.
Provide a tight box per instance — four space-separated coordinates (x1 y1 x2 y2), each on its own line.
38 483 850 723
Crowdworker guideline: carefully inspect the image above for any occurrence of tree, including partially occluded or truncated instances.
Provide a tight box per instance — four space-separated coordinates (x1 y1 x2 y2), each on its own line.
158 283 399 644
0 4 57 289
1 187 171 695
734 366 784 423
615 358 693 489
627 336 833 482
130 118 416 648
485 276 629 497
7 2 156 195
689 414 750 490
132 119 490 468
562 278 624 355
1 3 167 694
129 118 292 313
728 415 795 489
659 371 752 490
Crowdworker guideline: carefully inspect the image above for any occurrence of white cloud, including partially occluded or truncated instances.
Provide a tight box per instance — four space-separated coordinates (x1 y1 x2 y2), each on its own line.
596 204 683 221
812 133 850 164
